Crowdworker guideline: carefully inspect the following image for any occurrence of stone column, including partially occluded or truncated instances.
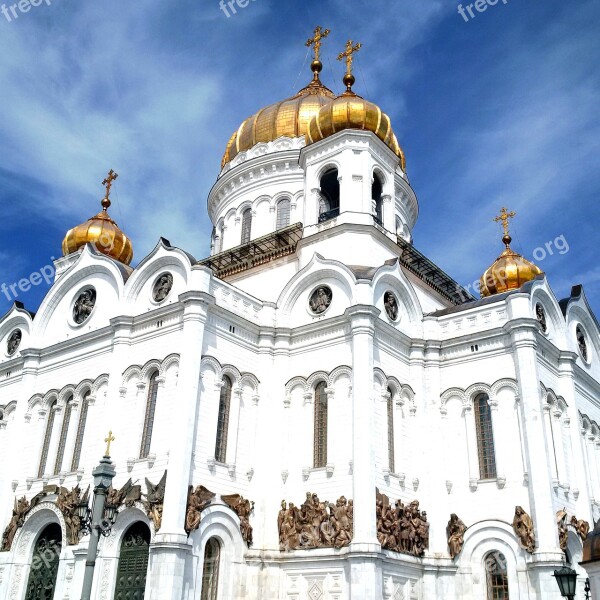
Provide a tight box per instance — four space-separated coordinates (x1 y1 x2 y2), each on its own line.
346 305 382 599
488 396 506 488
147 290 213 600
463 404 480 490
382 194 393 232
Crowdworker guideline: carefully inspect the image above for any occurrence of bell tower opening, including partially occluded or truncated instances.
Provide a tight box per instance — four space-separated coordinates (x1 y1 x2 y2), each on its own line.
372 174 383 226
318 168 340 223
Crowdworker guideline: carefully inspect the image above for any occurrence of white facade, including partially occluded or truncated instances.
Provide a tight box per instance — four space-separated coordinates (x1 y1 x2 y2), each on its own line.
0 114 599 600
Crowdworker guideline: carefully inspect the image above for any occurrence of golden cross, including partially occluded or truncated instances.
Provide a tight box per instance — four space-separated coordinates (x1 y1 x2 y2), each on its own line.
104 430 116 456
102 169 118 199
493 207 516 237
305 26 331 61
337 40 362 77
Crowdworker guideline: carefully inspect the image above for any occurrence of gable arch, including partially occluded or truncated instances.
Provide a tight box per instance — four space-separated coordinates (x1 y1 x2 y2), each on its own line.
491 378 519 401
440 387 466 413
306 370 331 391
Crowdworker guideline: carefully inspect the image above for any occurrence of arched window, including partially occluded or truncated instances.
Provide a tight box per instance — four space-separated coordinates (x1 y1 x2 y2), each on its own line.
485 551 509 599
38 400 58 478
215 376 232 463
276 198 291 229
216 223 224 254
114 522 150 600
313 382 328 468
140 372 159 459
25 523 62 599
318 168 340 222
387 387 395 473
201 537 221 600
474 394 497 479
241 208 252 244
71 391 90 472
53 395 73 475
372 174 383 225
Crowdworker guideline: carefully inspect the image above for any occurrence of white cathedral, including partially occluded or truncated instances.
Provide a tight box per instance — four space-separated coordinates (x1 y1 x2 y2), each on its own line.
0 29 599 600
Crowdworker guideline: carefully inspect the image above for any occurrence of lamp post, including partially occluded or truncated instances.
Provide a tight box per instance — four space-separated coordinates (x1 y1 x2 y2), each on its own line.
79 432 118 600
554 566 578 600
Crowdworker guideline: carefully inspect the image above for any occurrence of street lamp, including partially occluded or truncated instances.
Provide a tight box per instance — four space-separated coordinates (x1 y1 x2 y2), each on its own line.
554 566 578 600
80 431 117 600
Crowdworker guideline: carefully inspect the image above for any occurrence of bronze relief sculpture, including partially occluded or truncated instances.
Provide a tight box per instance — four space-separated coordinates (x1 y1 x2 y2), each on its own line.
513 506 536 553
56 484 90 545
142 471 167 531
557 509 569 551
571 515 590 543
106 478 142 510
278 492 353 551
1 496 30 551
576 325 588 361
73 288 96 324
153 273 173 303
6 329 22 356
384 291 399 321
309 286 332 314
185 485 216 535
223 494 254 547
376 491 429 557
535 303 547 332
447 513 467 559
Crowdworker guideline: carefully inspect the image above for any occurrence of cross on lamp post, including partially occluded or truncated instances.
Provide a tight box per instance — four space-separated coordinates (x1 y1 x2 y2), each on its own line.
79 432 117 600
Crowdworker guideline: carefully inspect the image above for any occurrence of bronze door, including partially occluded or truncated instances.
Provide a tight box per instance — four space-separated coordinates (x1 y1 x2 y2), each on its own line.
25 523 62 600
114 522 150 600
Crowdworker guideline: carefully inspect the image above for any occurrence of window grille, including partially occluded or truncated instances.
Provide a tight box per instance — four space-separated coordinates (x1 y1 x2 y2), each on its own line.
38 401 57 478
140 372 159 459
313 382 328 468
485 552 509 599
474 394 497 479
276 199 291 229
387 388 395 472
53 396 73 475
241 209 252 244
200 538 221 600
215 376 232 463
71 391 90 471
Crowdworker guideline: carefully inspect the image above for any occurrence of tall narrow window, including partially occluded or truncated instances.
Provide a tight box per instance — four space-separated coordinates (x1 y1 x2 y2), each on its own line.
485 551 509 599
140 372 159 459
314 382 328 468
241 208 252 244
53 396 73 475
71 391 90 471
215 376 232 463
38 400 57 478
318 168 340 222
276 198 291 229
372 174 383 225
474 394 497 479
201 538 221 600
387 387 395 473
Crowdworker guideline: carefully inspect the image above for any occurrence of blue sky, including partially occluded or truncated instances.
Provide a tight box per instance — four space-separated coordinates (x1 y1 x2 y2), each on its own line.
1 0 599 317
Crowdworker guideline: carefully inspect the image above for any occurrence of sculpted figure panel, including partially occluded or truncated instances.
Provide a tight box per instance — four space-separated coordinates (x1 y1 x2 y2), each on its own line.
278 493 353 551
376 491 429 557
56 484 89 545
185 485 215 535
1 497 30 551
73 289 96 325
513 506 536 553
223 493 254 547
447 513 467 559
106 478 142 509
142 471 167 531
571 515 591 543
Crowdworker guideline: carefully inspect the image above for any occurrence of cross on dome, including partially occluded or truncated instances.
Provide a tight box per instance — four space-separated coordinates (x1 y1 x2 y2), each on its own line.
306 26 330 62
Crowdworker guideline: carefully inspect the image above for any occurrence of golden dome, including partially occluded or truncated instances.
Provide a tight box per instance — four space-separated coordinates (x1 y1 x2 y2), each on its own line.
221 61 335 168
62 171 133 265
479 208 542 297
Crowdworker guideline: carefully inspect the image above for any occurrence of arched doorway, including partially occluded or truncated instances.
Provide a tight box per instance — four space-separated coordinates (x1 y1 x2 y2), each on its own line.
200 537 221 600
25 522 62 600
114 522 151 600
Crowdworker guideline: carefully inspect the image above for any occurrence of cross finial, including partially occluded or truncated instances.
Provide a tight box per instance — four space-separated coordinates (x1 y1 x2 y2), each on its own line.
306 26 330 62
494 207 516 247
104 430 116 457
337 40 362 77
102 170 118 200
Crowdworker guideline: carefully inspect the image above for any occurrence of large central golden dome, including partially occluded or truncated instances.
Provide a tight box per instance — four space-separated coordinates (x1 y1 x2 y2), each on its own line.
221 62 335 168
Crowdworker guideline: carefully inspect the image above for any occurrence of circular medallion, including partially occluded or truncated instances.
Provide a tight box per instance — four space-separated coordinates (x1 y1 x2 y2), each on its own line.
152 273 173 303
309 286 332 315
535 303 547 332
576 325 588 362
73 288 96 325
7 329 22 356
384 291 399 321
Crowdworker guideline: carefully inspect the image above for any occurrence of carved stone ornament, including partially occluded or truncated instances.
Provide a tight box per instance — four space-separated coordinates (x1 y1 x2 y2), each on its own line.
447 513 467 559
308 286 332 315
571 515 591 543
278 493 353 551
222 493 254 547
106 478 142 510
576 325 588 361
72 288 96 325
142 471 167 531
384 291 399 321
512 506 536 553
554 508 570 551
56 484 90 545
185 485 215 535
1 496 30 551
376 490 429 557
6 329 21 356
152 272 173 303
535 303 547 332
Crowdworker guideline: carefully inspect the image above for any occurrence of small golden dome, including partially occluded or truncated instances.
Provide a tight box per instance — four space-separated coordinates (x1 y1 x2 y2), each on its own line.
221 61 335 168
479 208 543 297
306 87 406 170
62 170 133 265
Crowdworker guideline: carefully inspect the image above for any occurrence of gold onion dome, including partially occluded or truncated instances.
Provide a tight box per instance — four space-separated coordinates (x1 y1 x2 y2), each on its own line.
479 208 543 297
62 170 134 265
221 60 335 168
306 39 406 171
